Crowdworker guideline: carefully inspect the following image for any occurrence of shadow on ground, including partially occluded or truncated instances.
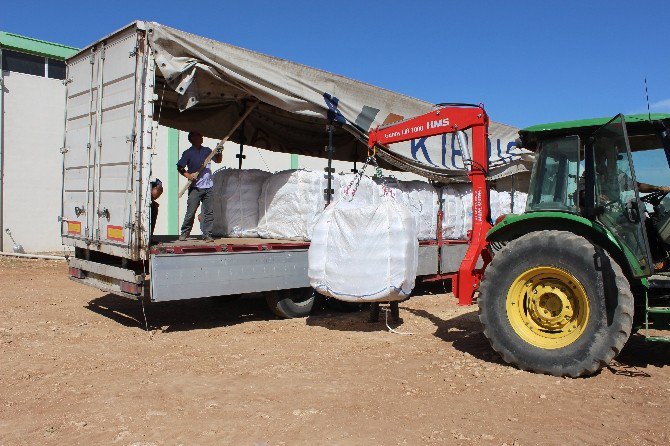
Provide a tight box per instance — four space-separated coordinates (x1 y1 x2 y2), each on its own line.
606 334 670 376
85 293 277 332
405 307 507 365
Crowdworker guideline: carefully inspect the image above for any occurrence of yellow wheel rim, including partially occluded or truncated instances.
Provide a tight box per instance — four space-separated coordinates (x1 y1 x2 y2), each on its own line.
506 266 590 349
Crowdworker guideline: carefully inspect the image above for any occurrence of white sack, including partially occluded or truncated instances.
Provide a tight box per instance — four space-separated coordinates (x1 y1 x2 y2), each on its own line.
374 178 440 240
339 173 380 206
441 184 472 240
309 196 419 302
211 169 271 237
257 169 338 241
398 181 439 240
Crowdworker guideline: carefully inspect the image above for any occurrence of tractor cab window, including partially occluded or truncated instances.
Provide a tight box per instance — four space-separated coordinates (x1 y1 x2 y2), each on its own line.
526 136 581 213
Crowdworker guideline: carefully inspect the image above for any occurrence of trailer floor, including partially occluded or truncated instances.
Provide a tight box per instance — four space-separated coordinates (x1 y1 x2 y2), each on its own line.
1 256 669 445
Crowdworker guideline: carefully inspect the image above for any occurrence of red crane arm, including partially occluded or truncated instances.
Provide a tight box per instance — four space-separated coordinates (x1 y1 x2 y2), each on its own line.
367 104 491 306
367 105 487 148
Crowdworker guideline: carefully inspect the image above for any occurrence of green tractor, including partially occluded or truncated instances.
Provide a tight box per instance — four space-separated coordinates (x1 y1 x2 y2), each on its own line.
479 113 670 377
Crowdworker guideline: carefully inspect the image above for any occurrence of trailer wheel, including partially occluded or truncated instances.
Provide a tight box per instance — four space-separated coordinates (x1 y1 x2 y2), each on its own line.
478 230 634 377
266 288 316 318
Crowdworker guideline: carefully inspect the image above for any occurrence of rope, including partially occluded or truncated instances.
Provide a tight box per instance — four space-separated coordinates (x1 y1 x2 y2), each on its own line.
138 294 151 335
383 307 414 336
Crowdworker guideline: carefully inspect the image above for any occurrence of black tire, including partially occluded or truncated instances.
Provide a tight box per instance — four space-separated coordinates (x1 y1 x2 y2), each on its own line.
266 288 316 318
479 230 634 377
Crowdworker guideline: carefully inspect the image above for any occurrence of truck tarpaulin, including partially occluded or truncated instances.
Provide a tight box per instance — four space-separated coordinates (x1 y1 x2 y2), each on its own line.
146 22 530 181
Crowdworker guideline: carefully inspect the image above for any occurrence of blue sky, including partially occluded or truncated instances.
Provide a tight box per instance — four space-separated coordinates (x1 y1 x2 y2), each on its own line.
3 0 670 182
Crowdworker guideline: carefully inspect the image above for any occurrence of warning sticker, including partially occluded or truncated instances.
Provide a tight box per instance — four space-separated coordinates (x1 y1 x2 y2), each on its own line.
67 221 82 235
107 225 124 242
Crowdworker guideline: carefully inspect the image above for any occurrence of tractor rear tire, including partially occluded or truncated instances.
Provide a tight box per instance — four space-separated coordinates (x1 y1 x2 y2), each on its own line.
266 288 316 319
478 230 634 377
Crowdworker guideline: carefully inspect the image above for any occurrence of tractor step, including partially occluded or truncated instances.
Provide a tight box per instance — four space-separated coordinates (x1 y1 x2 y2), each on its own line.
645 336 670 343
647 307 670 314
644 292 670 342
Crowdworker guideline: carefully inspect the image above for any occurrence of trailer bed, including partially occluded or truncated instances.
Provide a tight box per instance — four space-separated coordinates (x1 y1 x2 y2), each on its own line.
151 235 310 255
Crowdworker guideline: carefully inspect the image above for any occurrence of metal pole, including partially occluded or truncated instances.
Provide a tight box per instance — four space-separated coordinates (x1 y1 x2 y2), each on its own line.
237 121 245 169
237 99 247 169
325 124 335 205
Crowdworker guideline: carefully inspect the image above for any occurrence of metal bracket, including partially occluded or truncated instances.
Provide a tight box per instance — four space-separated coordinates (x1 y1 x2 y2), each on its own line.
74 206 86 217
124 222 133 229
129 47 138 57
126 133 136 143
60 147 69 154
57 216 64 222
62 78 73 86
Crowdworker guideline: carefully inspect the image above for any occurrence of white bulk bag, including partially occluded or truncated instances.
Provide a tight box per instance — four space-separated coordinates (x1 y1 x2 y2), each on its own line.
513 191 529 214
339 173 380 206
398 181 439 240
211 169 271 237
441 184 469 240
308 196 419 302
257 169 338 241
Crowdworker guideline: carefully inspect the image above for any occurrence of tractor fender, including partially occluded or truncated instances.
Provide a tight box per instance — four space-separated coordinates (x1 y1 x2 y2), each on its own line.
487 212 647 288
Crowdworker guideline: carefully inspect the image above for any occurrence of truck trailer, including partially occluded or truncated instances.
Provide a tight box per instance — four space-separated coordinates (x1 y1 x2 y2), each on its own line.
61 21 528 317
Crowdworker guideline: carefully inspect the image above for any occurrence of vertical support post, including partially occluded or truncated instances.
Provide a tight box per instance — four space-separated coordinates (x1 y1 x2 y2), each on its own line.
237 120 246 169
454 117 492 305
166 128 179 235
290 154 299 169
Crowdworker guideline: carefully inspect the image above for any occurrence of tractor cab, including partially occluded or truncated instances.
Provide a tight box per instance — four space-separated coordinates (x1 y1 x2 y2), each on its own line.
514 113 670 277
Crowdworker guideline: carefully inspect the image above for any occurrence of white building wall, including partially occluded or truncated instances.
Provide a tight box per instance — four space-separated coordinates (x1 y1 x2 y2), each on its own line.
2 70 65 253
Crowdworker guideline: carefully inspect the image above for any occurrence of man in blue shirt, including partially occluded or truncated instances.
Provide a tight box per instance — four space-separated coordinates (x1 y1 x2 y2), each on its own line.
177 131 223 242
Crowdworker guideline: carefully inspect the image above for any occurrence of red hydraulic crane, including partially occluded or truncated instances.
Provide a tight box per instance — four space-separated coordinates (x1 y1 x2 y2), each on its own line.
367 104 492 305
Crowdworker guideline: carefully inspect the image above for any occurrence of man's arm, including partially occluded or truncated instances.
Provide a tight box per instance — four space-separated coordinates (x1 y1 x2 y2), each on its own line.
176 150 195 181
177 164 195 181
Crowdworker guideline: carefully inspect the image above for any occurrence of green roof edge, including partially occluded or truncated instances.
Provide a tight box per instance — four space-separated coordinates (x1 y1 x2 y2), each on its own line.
0 31 79 60
522 113 670 133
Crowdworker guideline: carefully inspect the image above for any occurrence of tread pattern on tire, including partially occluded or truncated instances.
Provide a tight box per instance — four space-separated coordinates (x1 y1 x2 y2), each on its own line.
478 230 634 377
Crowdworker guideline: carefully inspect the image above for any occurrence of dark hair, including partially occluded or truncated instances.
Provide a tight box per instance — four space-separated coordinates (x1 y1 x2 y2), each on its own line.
188 131 201 143
151 178 162 188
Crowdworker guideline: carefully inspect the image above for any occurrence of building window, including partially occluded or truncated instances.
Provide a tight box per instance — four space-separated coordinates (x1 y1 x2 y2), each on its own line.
48 58 66 80
1 49 45 77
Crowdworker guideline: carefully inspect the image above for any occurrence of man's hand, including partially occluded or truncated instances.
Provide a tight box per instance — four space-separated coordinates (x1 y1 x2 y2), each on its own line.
184 172 196 181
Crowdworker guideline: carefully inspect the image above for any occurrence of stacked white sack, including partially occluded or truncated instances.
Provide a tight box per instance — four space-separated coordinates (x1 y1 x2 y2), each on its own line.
441 184 472 240
398 181 439 240
309 196 419 302
440 186 529 240
490 190 529 221
257 169 339 241
490 190 510 223
211 169 271 237
512 191 529 214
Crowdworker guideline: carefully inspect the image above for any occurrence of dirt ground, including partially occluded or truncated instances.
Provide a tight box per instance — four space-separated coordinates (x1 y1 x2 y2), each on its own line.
1 257 669 446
